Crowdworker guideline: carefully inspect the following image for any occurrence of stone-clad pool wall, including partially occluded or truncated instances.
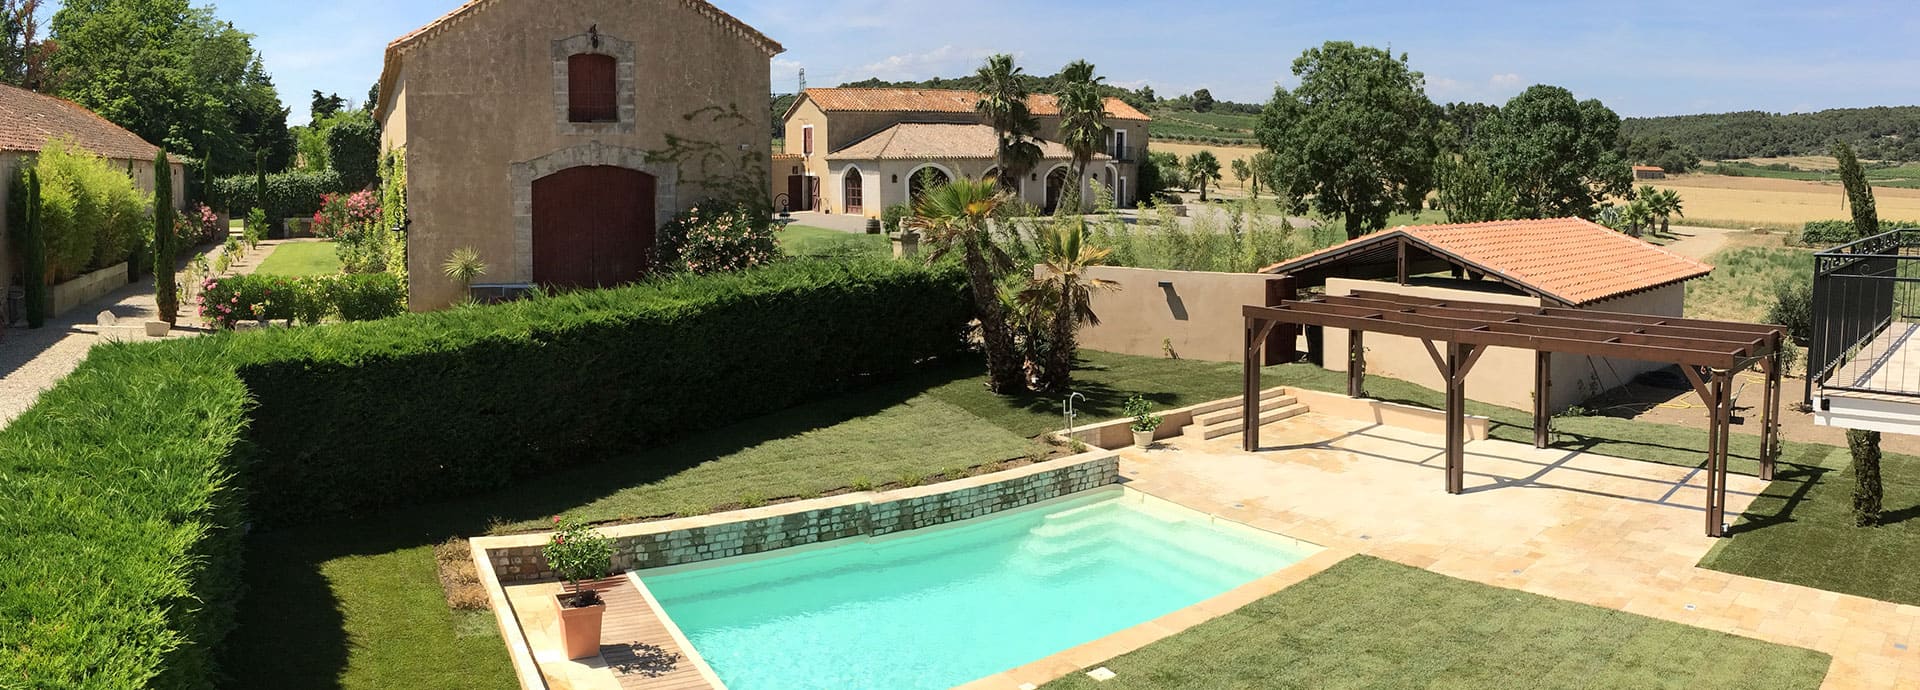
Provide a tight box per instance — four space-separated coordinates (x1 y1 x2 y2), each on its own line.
484 452 1120 583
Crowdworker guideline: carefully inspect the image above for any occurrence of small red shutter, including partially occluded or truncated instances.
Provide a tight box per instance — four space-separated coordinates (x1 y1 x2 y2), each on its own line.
803 126 814 156
568 54 617 122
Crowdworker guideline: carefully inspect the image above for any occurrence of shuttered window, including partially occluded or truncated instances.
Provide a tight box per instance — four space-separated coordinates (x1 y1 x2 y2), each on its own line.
568 54 617 123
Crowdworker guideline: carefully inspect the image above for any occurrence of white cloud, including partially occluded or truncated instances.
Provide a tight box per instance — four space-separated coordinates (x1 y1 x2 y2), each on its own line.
1489 73 1523 87
835 45 996 83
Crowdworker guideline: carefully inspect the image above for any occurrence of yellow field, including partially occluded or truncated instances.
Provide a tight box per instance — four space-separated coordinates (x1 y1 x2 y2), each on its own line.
1150 141 1263 190
1651 174 1920 227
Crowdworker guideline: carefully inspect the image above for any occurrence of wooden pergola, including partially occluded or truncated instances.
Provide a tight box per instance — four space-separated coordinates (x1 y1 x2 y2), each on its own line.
1242 290 1787 537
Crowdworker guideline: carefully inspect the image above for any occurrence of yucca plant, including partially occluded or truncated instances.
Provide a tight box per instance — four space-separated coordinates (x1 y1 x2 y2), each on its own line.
442 247 488 295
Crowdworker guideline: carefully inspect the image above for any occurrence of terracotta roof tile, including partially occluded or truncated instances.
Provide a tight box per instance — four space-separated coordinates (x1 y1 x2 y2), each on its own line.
800 88 1151 121
1263 218 1712 306
0 84 161 161
829 122 1094 161
1632 165 1665 172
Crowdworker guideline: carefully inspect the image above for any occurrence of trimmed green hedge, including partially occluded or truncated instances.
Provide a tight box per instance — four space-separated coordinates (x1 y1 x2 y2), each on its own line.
0 258 968 686
211 169 348 221
1799 219 1920 246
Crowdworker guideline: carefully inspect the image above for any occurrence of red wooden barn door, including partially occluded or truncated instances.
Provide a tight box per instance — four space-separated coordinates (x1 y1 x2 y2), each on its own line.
532 166 656 290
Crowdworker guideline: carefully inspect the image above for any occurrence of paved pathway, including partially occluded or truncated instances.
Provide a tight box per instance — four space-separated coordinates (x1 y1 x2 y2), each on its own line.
1124 413 1920 689
0 237 320 428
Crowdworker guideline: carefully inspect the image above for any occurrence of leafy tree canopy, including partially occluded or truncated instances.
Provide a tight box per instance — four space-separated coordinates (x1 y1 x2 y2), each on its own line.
1471 84 1630 220
1623 106 1920 162
1256 41 1440 240
48 0 291 175
1191 88 1214 113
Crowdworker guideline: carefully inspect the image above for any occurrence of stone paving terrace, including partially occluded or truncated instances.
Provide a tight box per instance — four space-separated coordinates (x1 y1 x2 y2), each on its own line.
1118 413 1920 690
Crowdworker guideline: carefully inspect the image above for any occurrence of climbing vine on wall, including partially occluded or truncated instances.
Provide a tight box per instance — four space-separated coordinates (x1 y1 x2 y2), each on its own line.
644 102 771 215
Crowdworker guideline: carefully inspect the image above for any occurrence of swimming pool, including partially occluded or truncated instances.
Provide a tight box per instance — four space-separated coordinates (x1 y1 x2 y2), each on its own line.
641 487 1320 689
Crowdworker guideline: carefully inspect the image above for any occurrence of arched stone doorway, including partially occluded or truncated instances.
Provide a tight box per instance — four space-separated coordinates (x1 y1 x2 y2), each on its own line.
1044 166 1071 214
531 165 656 289
907 165 952 203
844 168 865 215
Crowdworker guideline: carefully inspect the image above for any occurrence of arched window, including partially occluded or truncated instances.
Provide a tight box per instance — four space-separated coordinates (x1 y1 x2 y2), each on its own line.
568 54 617 123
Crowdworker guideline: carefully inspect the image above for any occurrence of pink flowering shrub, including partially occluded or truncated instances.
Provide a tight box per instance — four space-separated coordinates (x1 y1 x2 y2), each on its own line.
311 191 381 240
657 201 779 275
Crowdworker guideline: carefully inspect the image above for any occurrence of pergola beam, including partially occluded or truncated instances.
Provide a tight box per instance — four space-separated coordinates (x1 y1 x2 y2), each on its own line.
1240 291 1786 539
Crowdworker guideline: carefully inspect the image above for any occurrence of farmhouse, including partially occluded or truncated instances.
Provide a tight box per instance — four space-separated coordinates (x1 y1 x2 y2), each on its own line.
1261 218 1712 411
375 0 782 309
0 84 187 323
779 88 1151 217
1633 165 1667 180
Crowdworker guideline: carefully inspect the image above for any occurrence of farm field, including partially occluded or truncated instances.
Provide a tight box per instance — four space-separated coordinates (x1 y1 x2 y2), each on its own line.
1150 141 1264 191
1147 108 1259 145
1651 173 1920 228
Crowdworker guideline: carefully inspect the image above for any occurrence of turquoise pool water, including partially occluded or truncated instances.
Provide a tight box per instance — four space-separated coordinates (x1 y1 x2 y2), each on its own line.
642 488 1319 690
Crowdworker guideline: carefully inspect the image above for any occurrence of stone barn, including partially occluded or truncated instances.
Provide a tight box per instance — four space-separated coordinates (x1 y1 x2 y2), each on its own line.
375 0 782 309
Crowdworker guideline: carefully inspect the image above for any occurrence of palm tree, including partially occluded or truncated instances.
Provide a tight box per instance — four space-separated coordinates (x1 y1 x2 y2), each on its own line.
975 54 1043 197
1054 60 1110 216
1186 151 1222 202
1022 219 1119 392
909 179 1025 393
1657 188 1684 235
1619 199 1654 238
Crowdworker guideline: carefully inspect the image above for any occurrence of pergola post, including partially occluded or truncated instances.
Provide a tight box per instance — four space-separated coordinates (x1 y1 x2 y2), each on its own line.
1243 318 1262 452
1533 351 1552 449
1423 339 1483 495
1710 370 1734 537
1348 330 1366 398
1760 341 1783 482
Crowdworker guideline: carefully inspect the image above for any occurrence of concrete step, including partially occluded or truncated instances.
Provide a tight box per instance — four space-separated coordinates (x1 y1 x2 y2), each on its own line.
1192 395 1299 428
1187 403 1310 441
1188 386 1293 417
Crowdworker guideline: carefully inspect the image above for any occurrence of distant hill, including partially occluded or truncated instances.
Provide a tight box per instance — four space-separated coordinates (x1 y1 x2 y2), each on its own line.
1622 106 1920 162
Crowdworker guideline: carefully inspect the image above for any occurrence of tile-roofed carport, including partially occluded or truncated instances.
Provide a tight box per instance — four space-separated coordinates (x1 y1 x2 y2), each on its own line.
0 84 163 160
1262 218 1712 307
829 123 1091 161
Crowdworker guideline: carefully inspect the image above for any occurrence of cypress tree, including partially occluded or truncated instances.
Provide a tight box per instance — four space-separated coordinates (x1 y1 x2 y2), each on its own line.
1832 142 1879 239
1847 428 1883 526
22 169 46 328
154 150 178 324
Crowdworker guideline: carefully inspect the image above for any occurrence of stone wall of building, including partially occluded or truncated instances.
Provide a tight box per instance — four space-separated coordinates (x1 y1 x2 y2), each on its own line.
486 453 1119 583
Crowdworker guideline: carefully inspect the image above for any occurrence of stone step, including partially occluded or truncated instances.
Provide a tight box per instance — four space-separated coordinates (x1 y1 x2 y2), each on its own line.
1188 386 1292 417
1187 403 1310 441
1192 395 1299 428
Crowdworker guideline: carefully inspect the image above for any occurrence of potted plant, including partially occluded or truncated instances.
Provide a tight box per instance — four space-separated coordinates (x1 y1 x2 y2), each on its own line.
1125 395 1163 448
544 516 614 660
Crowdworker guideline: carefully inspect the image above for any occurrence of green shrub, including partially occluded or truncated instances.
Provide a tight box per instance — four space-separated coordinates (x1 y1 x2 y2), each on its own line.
881 203 911 232
1766 282 1814 342
212 169 347 222
0 259 968 687
27 137 149 281
1798 218 1920 246
199 273 406 329
656 200 779 274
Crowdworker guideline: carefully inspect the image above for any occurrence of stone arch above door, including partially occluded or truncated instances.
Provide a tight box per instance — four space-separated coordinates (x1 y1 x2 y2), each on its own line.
511 144 677 282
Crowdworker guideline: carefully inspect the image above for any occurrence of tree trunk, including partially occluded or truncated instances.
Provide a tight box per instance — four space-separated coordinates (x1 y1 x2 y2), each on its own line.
1344 214 1366 241
1039 280 1077 392
964 236 1024 394
1660 217 1671 236
1848 428 1884 526
1059 158 1085 217
1199 177 1209 202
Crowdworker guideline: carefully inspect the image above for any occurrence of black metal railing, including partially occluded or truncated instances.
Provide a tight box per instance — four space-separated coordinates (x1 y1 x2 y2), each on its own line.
1807 228 1920 402
1109 145 1138 163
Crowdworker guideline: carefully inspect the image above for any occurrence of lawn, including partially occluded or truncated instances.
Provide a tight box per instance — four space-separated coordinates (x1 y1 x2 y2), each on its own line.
220 350 1911 689
1043 557 1829 690
776 224 887 258
255 240 343 277
220 351 1251 689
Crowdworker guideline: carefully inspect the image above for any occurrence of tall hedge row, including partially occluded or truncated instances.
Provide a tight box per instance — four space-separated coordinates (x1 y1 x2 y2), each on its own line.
0 259 970 686
210 169 347 220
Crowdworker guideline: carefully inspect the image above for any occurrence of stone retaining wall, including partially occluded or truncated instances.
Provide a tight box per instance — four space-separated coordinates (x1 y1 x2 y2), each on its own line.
486 453 1119 583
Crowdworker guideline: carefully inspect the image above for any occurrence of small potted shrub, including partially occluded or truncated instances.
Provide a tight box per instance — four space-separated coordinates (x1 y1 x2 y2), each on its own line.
1125 395 1163 448
544 516 614 660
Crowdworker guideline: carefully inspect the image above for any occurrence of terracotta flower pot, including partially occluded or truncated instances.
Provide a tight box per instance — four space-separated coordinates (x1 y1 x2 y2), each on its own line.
556 592 606 660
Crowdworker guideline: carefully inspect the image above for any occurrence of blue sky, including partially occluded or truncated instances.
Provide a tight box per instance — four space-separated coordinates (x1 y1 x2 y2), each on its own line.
44 0 1920 125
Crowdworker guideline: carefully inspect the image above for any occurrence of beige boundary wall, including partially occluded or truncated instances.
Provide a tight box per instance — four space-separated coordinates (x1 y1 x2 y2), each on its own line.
1069 266 1282 363
1322 278 1687 412
49 262 128 318
473 450 1121 584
